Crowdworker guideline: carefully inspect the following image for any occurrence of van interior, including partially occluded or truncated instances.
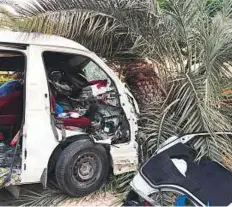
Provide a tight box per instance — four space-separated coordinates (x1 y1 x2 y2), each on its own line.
43 51 130 144
0 50 25 186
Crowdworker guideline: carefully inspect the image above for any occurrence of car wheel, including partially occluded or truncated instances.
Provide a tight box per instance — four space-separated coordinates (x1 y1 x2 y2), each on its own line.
55 139 109 197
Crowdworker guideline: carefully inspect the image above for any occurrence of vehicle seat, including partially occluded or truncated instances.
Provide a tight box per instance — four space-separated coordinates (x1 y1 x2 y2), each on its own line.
0 91 23 125
50 79 107 128
0 91 23 144
140 143 232 206
51 95 90 128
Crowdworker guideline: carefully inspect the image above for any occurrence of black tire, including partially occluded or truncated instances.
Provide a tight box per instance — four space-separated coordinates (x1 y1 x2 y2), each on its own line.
55 139 109 197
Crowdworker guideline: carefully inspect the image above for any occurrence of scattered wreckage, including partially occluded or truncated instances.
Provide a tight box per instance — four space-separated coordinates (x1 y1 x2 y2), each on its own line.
0 31 139 197
124 132 232 206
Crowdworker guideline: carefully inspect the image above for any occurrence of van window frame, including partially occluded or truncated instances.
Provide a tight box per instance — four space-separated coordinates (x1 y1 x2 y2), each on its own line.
40 49 132 143
41 51 115 86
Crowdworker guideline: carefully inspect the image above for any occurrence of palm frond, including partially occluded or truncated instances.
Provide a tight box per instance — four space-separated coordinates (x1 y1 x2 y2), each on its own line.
16 173 134 206
13 0 161 58
0 6 19 30
139 0 232 168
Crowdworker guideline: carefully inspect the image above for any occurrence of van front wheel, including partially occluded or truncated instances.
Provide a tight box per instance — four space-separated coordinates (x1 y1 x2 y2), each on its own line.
55 139 109 197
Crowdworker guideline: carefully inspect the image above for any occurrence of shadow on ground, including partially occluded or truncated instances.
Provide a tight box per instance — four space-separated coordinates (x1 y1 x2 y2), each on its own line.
0 184 45 206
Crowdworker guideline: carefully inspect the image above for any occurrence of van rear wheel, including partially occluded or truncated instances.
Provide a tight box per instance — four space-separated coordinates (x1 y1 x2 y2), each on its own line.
55 139 109 197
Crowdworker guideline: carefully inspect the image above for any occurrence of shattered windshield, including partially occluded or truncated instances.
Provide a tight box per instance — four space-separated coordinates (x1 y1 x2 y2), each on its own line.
83 61 108 81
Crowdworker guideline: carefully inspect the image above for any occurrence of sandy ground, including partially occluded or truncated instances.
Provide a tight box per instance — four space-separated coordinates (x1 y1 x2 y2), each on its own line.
59 192 120 206
0 185 121 206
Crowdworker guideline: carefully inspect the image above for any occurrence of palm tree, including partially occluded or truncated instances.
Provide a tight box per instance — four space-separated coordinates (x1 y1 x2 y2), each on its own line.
2 0 232 205
14 0 160 58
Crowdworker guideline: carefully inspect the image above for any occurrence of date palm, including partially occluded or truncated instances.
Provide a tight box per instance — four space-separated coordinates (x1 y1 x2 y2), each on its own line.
2 0 232 205
14 0 160 58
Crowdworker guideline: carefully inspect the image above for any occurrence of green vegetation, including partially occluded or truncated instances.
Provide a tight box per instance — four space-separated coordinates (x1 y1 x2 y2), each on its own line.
158 0 223 16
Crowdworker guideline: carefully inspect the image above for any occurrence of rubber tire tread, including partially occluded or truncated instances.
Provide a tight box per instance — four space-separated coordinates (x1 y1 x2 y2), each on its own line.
55 139 109 197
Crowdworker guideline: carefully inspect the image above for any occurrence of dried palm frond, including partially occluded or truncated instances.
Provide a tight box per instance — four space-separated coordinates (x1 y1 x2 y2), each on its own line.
15 174 133 206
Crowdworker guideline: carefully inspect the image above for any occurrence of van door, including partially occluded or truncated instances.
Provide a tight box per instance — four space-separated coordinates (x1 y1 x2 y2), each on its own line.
0 43 28 186
20 45 59 184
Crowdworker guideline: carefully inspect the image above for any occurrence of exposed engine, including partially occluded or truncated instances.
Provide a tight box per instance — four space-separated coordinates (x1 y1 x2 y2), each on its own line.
88 104 130 143
49 70 130 144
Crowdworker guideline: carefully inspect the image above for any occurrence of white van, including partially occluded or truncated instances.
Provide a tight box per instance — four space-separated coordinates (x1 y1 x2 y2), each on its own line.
0 31 139 197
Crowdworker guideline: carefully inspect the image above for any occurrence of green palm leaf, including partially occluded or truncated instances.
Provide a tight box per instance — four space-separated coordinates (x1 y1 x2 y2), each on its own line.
13 0 160 58
138 0 232 174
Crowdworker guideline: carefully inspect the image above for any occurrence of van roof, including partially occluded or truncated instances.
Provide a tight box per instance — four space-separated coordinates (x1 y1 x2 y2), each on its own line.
0 31 90 52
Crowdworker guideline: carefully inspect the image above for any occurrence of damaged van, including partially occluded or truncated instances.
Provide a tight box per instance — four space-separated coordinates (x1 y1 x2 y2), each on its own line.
0 31 139 197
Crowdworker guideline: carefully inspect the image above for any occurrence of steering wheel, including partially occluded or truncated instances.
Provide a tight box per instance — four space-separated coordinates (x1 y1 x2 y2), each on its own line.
50 71 62 82
49 71 72 96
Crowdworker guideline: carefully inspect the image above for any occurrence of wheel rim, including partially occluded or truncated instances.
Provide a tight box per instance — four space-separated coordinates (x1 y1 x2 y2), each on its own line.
71 151 101 187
